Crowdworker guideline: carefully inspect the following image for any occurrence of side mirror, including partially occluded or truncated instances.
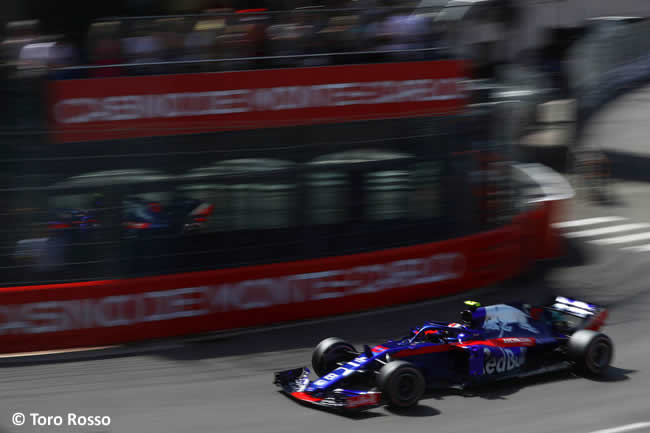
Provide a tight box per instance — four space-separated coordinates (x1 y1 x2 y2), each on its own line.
364 345 373 358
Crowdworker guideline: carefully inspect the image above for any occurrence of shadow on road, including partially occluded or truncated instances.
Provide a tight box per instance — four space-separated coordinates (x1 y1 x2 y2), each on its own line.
423 369 577 404
591 366 636 383
276 391 387 420
422 365 635 404
385 405 440 417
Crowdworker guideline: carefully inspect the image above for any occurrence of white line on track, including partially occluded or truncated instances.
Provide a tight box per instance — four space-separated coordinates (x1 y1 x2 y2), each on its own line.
591 231 650 245
588 422 650 433
623 244 650 252
553 216 627 229
565 223 650 238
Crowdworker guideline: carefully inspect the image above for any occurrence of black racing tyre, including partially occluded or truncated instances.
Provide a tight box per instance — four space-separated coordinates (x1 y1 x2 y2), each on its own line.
377 360 425 409
311 337 357 378
567 330 614 376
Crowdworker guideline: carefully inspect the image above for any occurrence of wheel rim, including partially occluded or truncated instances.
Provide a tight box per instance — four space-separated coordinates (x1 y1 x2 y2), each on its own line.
323 347 349 373
396 372 417 402
589 341 610 371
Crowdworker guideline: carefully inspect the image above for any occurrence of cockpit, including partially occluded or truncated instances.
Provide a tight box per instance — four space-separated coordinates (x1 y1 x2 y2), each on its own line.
406 322 479 344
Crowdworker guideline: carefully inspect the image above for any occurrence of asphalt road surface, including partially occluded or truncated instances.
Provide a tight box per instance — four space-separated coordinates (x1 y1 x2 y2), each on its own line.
1 179 650 433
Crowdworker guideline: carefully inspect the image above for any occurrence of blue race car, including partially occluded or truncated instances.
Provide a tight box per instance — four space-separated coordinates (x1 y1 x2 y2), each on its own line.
274 297 613 412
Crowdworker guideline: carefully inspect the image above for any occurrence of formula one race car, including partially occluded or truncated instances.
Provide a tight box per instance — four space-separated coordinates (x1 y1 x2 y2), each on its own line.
274 297 612 412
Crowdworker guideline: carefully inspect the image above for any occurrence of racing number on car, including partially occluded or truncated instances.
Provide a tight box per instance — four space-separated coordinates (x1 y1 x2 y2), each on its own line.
315 366 358 386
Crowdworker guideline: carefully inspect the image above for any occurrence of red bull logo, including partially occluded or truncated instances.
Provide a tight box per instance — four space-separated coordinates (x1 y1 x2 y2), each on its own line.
483 347 526 375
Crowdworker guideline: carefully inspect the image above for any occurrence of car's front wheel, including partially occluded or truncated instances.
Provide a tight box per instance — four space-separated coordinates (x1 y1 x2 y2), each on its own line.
377 360 425 409
311 337 357 377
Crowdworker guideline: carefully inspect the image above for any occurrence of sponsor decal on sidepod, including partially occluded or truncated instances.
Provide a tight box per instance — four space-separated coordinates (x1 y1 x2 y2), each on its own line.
483 347 526 375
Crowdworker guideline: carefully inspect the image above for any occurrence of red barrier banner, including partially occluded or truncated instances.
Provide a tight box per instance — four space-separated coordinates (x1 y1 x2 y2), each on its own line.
0 213 540 355
48 60 468 143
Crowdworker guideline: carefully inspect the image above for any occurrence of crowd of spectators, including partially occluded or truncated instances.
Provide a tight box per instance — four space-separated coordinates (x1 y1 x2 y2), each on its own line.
1 4 450 80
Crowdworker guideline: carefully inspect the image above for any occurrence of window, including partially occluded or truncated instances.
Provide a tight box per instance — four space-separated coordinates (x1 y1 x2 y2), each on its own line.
180 159 297 232
176 183 230 232
306 149 415 226
306 171 348 225
246 182 296 230
409 161 442 220
43 170 174 278
230 181 296 230
365 170 411 221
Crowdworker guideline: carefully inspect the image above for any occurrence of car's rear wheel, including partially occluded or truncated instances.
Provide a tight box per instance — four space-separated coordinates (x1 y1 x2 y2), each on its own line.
567 330 614 376
377 360 425 409
312 337 357 377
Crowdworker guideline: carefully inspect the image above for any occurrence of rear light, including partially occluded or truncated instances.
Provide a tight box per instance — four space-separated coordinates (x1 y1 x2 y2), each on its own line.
190 203 214 224
236 8 267 13
48 223 71 229
191 203 214 217
123 222 151 229
148 202 162 213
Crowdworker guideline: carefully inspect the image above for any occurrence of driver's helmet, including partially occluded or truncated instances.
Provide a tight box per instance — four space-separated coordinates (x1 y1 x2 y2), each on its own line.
461 309 474 325
460 300 482 327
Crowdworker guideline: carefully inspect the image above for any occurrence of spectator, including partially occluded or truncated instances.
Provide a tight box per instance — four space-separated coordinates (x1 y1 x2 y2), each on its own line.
181 16 225 72
3 21 47 132
157 18 188 73
18 40 52 74
2 20 40 78
315 15 361 66
375 12 432 62
361 9 392 62
3 3 458 77
220 24 258 70
48 37 85 80
90 38 124 77
266 18 305 68
122 20 165 75
88 22 124 78
233 9 271 68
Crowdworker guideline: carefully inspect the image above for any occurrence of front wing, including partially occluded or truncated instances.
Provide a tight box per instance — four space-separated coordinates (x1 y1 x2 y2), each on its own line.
273 367 382 411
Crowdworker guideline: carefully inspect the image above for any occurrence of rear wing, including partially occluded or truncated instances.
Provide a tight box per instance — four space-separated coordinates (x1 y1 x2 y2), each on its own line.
548 296 608 331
